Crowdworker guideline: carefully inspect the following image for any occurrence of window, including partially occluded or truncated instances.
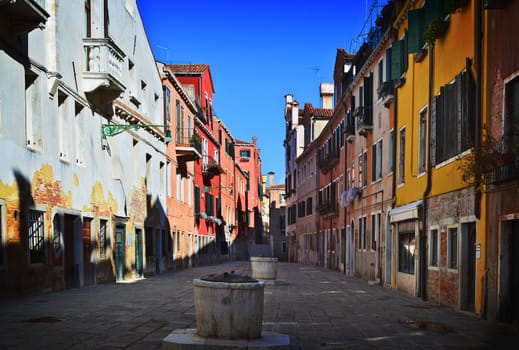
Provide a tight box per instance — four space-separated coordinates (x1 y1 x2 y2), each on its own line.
504 76 519 158
377 59 384 94
28 210 46 264
448 227 458 269
175 100 183 143
399 127 406 185
306 197 313 215
372 140 383 181
362 151 368 186
74 102 86 166
358 216 366 250
372 144 377 182
418 107 427 174
429 229 439 267
52 214 62 257
279 214 286 230
390 33 408 81
99 219 108 259
240 149 251 159
146 153 152 194
371 213 380 251
297 201 305 218
25 72 42 149
165 88 171 124
389 130 395 172
398 232 415 274
58 92 70 161
433 70 475 164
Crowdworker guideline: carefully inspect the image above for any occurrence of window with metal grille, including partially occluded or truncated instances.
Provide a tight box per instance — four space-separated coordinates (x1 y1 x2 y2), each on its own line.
448 227 458 269
398 232 415 274
429 229 439 267
99 219 108 259
28 210 45 264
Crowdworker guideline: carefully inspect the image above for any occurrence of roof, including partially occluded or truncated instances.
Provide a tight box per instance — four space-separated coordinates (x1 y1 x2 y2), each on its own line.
304 103 333 118
168 64 209 74
167 64 215 94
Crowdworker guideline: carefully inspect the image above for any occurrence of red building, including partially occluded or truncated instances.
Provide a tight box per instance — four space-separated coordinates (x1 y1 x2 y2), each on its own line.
167 64 223 264
235 137 263 244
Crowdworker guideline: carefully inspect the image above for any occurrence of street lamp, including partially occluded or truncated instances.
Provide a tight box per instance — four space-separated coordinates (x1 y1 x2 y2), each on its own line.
101 123 172 142
202 185 233 194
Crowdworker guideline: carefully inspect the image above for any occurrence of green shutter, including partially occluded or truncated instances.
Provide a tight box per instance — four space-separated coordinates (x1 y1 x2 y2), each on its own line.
391 40 403 81
425 0 445 25
408 8 425 53
194 186 200 213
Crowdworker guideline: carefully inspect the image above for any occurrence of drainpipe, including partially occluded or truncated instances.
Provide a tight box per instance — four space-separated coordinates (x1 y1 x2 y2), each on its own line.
421 44 434 301
474 0 485 319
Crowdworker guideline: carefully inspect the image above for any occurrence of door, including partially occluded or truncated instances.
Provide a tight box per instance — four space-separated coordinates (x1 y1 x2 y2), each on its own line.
82 218 94 286
64 215 76 289
461 222 476 312
115 224 126 281
135 228 143 278
510 220 519 322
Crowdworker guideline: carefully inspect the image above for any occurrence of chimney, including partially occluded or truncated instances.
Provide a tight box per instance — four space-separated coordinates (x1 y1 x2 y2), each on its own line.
285 93 293 104
292 100 299 126
252 136 257 147
268 171 275 186
320 82 334 109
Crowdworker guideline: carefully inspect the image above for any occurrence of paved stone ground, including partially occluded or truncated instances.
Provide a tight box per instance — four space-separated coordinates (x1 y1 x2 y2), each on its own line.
0 261 518 349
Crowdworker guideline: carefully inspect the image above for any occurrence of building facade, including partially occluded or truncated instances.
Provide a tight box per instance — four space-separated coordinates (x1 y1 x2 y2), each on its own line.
0 0 167 295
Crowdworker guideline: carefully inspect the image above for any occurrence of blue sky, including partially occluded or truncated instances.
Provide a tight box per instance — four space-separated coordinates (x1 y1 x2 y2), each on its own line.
137 0 383 184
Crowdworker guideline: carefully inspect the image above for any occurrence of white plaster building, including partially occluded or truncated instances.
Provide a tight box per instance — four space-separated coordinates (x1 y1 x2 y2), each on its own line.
0 0 167 296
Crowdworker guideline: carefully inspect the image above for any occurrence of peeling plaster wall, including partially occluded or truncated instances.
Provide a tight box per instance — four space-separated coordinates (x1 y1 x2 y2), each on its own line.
0 0 166 296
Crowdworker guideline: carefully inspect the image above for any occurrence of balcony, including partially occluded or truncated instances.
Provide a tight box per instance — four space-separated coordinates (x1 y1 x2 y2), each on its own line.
82 37 126 105
202 155 224 178
355 106 373 137
176 129 202 162
377 81 395 108
345 120 355 143
318 201 338 217
484 159 519 184
0 0 49 34
318 150 340 173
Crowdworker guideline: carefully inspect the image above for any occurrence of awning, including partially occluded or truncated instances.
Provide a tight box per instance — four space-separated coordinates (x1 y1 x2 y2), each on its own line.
389 200 423 223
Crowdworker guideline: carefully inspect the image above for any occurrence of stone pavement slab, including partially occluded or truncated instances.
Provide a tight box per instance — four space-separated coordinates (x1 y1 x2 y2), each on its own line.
0 261 518 349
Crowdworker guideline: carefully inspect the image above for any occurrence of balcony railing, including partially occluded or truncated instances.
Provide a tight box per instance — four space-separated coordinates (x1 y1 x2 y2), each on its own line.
355 106 373 137
202 155 224 177
1 0 49 34
82 37 126 104
377 81 395 107
318 201 338 216
176 128 202 162
484 159 519 184
318 150 340 173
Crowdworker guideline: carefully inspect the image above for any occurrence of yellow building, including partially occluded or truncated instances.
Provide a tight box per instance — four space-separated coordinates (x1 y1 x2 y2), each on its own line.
389 0 484 316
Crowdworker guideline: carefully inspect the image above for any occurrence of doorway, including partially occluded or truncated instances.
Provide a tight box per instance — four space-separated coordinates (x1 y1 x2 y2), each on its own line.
64 214 80 289
114 224 126 281
135 228 143 278
82 218 94 286
460 222 476 312
500 219 519 323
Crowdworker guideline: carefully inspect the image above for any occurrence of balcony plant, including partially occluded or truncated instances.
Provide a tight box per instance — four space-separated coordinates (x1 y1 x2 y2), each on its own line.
423 17 450 45
457 134 513 188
